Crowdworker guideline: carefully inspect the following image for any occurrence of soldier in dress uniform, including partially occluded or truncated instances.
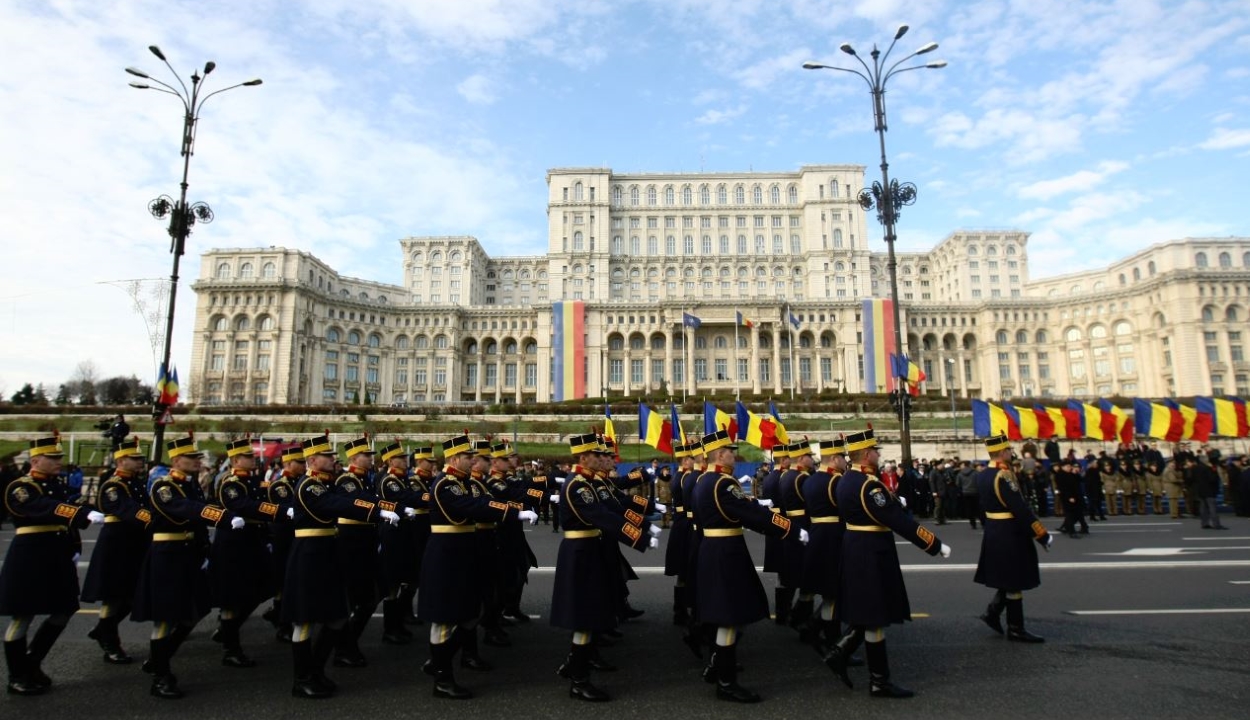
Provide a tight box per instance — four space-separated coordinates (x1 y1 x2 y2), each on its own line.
133 433 245 699
332 436 390 668
211 438 279 668
487 444 539 628
260 445 303 642
823 428 950 699
664 442 697 626
975 434 1052 643
283 435 399 699
592 438 659 625
758 447 792 623
420 436 534 700
82 437 151 665
2 435 102 695
778 440 815 630
377 441 423 645
798 438 849 651
502 443 542 623
395 447 436 624
464 441 510 654
680 440 710 657
551 434 656 702
692 430 795 703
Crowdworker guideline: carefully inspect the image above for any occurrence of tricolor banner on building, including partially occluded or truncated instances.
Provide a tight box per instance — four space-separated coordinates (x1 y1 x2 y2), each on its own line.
551 300 586 401
861 299 897 393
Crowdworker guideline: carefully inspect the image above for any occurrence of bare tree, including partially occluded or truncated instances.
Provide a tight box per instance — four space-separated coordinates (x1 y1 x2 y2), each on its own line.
70 360 100 405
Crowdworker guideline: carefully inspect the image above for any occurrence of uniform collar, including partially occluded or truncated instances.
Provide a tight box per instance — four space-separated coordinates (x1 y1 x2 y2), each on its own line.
169 469 189 481
851 463 877 477
310 470 334 481
443 466 467 479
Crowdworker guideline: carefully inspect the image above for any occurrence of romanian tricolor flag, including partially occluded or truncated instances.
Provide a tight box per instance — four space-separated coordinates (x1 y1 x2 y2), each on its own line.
552 301 586 401
603 402 617 443
703 401 738 441
890 354 926 397
1164 399 1213 442
1098 399 1134 445
735 401 780 450
1194 397 1249 438
862 299 897 393
735 311 754 329
156 364 180 406
1133 399 1185 442
1067 400 1107 440
1004 404 1040 439
670 404 687 446
767 400 790 445
972 399 1018 438
639 404 673 454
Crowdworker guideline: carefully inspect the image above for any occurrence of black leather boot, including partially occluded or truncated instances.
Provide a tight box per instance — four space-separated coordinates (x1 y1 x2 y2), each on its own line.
89 616 133 665
980 589 1007 635
431 639 472 699
568 643 610 702
381 599 413 645
1006 597 1044 643
714 644 760 703
219 617 257 668
672 586 690 625
398 586 421 625
310 625 340 692
148 637 184 699
25 619 67 689
5 638 44 696
332 612 369 668
291 641 332 699
822 626 864 688
866 639 913 698
788 596 814 631
773 588 794 625
458 626 493 671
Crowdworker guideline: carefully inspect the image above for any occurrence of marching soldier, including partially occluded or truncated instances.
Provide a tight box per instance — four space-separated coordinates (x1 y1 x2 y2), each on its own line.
377 441 423 645
466 441 509 653
759 447 791 623
260 445 303 642
82 437 151 665
798 438 850 652
133 433 245 699
1144 458 1165 515
680 440 709 657
551 434 656 702
976 434 1052 643
332 436 389 668
488 444 540 627
211 438 279 668
778 441 815 629
395 446 437 623
692 430 795 703
664 443 696 626
420 435 534 700
502 444 541 623
2 435 102 695
283 435 399 699
823 428 950 699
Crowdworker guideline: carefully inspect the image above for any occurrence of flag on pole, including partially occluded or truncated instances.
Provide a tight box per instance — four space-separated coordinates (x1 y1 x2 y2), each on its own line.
703 401 739 441
735 311 754 329
767 400 791 444
1195 396 1249 437
735 401 779 450
788 312 801 330
639 404 673 454
682 312 702 329
972 399 1018 438
603 402 616 443
1164 399 1212 442
670 404 687 446
1098 399 1134 445
890 354 926 397
156 364 180 406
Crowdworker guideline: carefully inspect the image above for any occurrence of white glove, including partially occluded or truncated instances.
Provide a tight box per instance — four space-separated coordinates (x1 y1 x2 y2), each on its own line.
1043 534 1054 551
799 528 810 545
72 552 81 564
230 516 246 530
756 498 774 508
286 507 295 519
940 543 952 558
404 507 418 518
654 502 668 514
380 509 401 525
518 510 539 524
87 510 106 524
648 537 659 549
898 496 908 508
201 559 210 570
648 524 662 538
556 477 567 484
549 494 561 504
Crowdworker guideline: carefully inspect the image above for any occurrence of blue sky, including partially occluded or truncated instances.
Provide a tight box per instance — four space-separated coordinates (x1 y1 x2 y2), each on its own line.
1 0 1248 395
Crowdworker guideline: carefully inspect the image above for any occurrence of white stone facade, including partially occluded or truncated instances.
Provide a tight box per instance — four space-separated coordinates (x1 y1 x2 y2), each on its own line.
188 166 1250 406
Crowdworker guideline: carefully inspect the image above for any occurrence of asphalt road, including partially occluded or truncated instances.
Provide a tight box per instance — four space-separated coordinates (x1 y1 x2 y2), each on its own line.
2 512 1249 719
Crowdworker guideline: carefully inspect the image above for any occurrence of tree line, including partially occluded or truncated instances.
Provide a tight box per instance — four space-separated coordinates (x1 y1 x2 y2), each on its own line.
6 361 154 407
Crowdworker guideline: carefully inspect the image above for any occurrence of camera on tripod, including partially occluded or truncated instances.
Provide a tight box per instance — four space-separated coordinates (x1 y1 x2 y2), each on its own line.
93 418 112 432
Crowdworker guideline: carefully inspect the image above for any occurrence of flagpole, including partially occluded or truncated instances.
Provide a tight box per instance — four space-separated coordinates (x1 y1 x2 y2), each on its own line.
681 307 688 404
733 314 741 401
786 303 797 401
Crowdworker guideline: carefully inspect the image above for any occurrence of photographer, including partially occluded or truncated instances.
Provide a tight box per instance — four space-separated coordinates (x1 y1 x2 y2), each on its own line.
104 414 130 452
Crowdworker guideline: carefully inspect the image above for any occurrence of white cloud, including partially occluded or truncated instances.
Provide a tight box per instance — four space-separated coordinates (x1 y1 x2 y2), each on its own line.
694 106 748 126
1199 127 1250 150
1017 160 1130 200
457 74 497 105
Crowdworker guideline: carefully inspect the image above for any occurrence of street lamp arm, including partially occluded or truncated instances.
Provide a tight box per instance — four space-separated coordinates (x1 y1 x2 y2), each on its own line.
154 55 192 103
197 80 264 112
801 62 874 91
130 83 187 104
884 61 946 84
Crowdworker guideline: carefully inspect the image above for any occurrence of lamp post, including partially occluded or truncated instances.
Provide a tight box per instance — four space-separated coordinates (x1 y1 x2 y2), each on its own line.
946 357 957 438
126 45 261 463
804 24 945 465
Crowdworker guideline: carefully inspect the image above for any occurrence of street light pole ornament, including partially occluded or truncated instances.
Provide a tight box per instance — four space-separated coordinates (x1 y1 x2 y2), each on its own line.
858 180 918 226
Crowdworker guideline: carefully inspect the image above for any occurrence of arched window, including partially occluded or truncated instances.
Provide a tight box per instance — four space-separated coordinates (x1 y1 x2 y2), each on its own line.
326 328 340 342
832 229 843 248
216 262 231 279
630 335 645 350
1148 261 1157 275
752 186 763 204
1015 330 1028 344
788 185 798 203
1089 325 1107 339
434 335 448 349
647 187 657 205
1202 306 1216 322
1227 307 1240 322
611 236 622 254
1006 245 1017 255
968 245 978 256
484 340 498 355
239 262 254 278
262 262 276 278
396 336 410 350
996 330 1009 344
609 336 624 351
700 185 710 204
258 315 275 331
612 186 622 206
368 334 381 348
235 316 250 331
573 231 584 251
714 336 728 349
770 185 780 204
347 330 361 345
1065 327 1082 342
682 186 692 205
630 186 640 206
213 316 228 331
1035 330 1048 344
664 186 675 205
524 341 537 355
829 179 839 198
986 246 998 256
735 185 745 204
695 336 707 349
504 340 517 354
415 335 429 349
1196 252 1209 268
573 182 583 201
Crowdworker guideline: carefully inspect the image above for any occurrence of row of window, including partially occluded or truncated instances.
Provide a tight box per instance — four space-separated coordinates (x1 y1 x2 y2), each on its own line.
605 182 820 207
604 233 816 256
210 315 276 332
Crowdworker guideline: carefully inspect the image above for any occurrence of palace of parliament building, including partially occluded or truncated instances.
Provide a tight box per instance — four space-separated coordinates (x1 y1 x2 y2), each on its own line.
189 165 1250 406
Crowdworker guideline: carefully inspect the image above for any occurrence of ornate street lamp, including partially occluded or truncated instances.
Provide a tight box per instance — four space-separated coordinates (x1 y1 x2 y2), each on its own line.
126 45 261 462
804 24 945 463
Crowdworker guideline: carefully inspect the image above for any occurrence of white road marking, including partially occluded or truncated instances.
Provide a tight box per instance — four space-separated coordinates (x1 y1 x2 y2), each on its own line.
530 559 1250 574
1067 608 1250 616
1091 547 1250 556
1229 580 1250 585
1184 536 1250 541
